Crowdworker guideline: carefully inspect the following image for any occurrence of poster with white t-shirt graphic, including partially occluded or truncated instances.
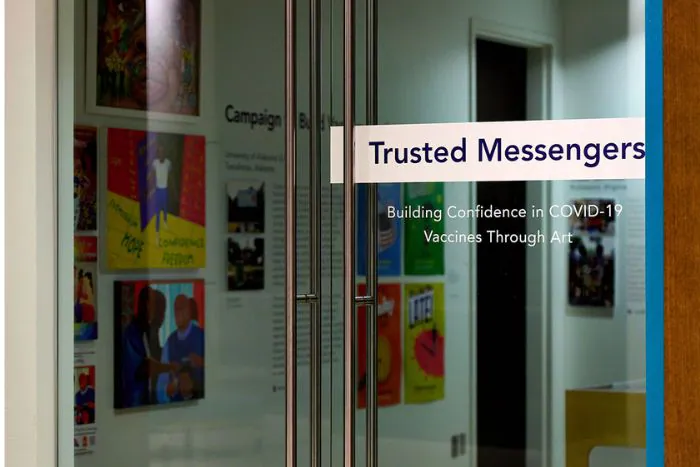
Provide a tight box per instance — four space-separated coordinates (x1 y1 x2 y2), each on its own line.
106 128 207 270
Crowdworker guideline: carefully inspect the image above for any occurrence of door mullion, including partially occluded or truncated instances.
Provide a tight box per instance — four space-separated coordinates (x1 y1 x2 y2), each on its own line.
284 0 298 463
343 0 357 463
309 0 323 462
364 0 379 462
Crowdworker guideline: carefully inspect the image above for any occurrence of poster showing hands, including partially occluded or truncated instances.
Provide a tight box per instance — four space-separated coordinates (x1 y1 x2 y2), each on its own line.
113 279 206 409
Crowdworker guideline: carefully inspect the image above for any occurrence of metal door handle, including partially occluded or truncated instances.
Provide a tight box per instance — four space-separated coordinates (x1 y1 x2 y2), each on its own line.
284 0 297 464
343 0 357 464
288 2 323 467
364 0 379 464
308 0 323 464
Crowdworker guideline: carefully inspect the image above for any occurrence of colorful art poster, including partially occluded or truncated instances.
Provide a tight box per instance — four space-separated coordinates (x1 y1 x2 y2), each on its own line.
404 283 445 404
114 279 205 409
74 126 98 232
227 180 265 233
357 184 402 276
568 199 616 312
357 283 402 408
74 353 97 455
75 237 98 341
106 129 206 269
75 236 98 263
403 183 445 276
93 0 201 117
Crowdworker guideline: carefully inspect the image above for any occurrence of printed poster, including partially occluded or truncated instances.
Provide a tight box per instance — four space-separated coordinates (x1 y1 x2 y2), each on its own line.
113 279 206 409
357 184 402 276
357 283 402 408
75 236 98 341
404 283 445 404
106 128 206 269
227 237 265 291
74 352 97 455
227 180 265 233
567 198 615 312
74 126 98 232
404 183 445 275
226 180 265 290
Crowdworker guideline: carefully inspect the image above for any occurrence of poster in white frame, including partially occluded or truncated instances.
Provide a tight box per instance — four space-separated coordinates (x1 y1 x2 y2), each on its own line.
83 0 203 123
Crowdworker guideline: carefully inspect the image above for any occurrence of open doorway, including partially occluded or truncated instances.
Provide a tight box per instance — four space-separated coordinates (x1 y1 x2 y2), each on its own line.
474 37 550 467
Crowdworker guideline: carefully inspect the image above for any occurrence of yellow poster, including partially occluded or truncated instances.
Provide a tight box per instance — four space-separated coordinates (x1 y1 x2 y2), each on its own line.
404 283 445 404
106 128 206 269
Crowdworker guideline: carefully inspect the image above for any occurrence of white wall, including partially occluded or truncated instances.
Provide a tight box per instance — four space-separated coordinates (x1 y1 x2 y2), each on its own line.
550 0 646 466
63 1 645 467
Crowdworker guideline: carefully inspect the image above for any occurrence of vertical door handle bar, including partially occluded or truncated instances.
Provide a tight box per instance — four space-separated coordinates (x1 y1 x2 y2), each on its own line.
309 0 323 464
284 0 298 463
364 0 379 462
343 0 357 463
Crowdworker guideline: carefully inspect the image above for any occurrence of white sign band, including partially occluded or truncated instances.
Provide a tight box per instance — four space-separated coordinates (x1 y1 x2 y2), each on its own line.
330 118 645 183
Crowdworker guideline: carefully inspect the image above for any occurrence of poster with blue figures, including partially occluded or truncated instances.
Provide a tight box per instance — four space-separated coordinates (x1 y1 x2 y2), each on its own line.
357 184 402 277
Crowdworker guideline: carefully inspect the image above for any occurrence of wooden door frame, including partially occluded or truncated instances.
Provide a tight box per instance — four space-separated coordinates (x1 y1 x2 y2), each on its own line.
663 0 700 465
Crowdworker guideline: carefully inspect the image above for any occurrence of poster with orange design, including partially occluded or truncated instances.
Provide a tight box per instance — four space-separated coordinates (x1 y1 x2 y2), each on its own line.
404 283 445 404
357 283 402 408
106 128 206 269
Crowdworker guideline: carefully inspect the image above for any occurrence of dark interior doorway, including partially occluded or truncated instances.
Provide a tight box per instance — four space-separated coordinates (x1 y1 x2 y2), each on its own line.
475 38 528 467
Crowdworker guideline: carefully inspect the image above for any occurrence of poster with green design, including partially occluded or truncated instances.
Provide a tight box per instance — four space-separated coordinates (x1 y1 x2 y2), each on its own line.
403 183 445 275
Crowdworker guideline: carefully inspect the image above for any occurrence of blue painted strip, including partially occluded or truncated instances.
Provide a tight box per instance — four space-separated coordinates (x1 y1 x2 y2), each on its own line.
645 0 664 464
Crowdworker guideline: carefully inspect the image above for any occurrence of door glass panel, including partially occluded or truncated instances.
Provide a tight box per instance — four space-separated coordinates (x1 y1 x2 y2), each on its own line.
65 0 335 465
338 1 647 467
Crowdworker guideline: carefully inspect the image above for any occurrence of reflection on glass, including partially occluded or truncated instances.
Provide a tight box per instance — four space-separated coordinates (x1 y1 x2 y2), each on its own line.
62 0 646 465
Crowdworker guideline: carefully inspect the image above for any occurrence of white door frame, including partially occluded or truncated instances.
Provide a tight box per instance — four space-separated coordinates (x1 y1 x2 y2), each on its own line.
6 0 61 466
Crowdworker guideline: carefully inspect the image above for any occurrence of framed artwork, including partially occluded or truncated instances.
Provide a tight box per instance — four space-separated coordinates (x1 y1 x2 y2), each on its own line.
74 361 97 455
404 283 445 404
74 236 98 341
357 283 402 408
74 126 98 232
567 198 616 316
85 0 202 121
75 235 98 263
114 279 205 409
74 264 98 341
106 128 206 270
357 184 402 276
403 183 445 276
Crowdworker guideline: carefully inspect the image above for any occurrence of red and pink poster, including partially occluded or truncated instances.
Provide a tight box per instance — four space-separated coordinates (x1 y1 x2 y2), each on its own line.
357 283 402 408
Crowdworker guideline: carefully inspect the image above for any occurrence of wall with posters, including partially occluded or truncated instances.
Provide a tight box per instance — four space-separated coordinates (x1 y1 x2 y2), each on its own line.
548 0 646 466
66 1 643 467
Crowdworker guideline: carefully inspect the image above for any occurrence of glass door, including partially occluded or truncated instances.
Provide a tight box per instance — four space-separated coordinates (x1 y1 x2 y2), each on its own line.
328 1 648 467
62 0 337 466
